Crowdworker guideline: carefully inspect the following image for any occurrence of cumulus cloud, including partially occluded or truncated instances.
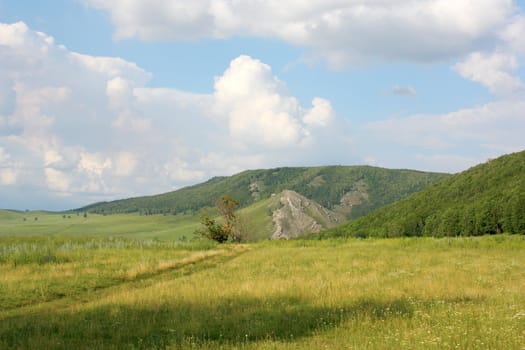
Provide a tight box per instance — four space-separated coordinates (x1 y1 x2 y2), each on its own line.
0 21 342 209
83 0 517 66
303 97 335 127
213 55 304 148
213 55 335 149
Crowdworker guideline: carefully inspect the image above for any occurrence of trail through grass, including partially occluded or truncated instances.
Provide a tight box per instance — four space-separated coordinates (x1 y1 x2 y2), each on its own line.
0 237 248 315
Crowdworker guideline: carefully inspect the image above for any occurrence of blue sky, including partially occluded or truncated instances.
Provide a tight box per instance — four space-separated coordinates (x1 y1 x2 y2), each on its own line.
1 0 524 210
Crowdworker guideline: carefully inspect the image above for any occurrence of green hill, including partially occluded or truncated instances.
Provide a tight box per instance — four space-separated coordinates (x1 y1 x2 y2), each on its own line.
79 166 449 221
323 150 525 238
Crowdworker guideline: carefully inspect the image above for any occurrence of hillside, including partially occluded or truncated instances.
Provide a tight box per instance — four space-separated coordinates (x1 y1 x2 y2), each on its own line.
323 150 525 238
79 166 449 222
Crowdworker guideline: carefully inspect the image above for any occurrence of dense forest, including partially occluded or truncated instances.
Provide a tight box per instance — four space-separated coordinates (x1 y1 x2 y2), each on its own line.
78 166 449 220
322 150 525 238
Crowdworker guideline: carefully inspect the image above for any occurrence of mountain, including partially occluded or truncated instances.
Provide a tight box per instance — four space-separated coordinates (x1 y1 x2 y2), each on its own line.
79 166 449 221
322 150 525 238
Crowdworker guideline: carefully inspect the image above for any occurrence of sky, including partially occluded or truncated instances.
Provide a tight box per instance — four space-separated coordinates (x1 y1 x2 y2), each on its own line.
1 0 524 211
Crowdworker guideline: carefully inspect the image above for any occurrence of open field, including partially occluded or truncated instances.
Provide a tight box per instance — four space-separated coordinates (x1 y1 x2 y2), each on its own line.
0 210 200 241
0 205 274 242
1 234 524 349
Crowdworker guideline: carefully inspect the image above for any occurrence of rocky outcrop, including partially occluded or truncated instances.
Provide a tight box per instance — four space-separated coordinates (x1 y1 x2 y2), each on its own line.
271 190 343 239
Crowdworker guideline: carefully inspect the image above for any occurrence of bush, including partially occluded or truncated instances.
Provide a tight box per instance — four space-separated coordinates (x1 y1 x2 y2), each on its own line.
195 196 244 243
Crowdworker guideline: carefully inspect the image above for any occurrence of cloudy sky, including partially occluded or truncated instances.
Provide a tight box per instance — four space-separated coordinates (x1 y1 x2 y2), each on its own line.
1 0 524 210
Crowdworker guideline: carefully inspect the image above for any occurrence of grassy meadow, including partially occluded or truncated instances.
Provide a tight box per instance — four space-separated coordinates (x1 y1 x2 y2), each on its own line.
0 223 524 349
0 210 201 241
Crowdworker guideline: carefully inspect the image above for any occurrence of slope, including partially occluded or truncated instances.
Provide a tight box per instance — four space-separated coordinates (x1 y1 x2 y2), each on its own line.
323 150 525 238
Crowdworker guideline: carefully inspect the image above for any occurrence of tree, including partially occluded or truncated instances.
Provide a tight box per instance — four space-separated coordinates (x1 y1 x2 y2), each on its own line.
196 195 243 243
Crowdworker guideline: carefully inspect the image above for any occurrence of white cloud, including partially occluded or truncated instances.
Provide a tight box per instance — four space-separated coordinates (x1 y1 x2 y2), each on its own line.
44 167 70 193
83 0 516 66
450 12 525 95
107 77 152 132
303 98 335 127
0 168 17 185
114 152 137 176
71 53 150 84
0 21 30 47
454 51 524 96
213 55 335 149
501 15 525 54
44 149 64 166
78 152 112 177
0 21 343 209
106 77 134 109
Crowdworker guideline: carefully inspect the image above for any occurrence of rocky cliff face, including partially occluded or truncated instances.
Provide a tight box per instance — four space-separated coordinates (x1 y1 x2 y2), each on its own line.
271 190 343 239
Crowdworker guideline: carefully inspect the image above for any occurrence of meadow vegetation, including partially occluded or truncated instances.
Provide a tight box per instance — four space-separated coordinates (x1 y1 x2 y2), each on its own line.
1 233 524 349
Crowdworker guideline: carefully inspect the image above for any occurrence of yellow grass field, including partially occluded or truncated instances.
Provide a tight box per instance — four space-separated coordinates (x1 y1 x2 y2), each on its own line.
1 235 524 349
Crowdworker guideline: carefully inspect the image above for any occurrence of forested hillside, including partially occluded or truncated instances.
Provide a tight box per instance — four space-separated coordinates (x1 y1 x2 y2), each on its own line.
79 166 449 220
323 150 525 238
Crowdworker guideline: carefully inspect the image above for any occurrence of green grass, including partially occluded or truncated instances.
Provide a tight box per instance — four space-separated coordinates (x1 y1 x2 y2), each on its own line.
1 235 524 349
0 210 201 241
238 197 274 241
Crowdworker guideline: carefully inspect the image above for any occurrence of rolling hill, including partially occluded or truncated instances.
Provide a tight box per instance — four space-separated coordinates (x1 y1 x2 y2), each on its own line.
322 150 525 238
79 165 449 219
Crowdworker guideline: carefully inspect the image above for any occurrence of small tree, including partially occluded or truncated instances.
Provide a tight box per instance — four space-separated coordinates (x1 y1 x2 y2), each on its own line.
196 195 243 243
